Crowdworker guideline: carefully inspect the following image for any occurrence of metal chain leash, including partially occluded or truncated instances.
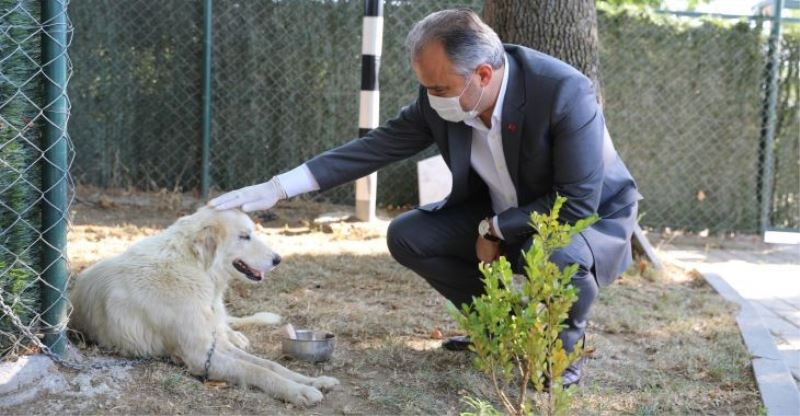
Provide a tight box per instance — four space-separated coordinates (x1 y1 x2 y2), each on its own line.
202 329 217 381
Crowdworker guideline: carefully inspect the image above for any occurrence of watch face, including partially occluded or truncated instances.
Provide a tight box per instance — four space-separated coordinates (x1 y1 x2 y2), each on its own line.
478 219 490 236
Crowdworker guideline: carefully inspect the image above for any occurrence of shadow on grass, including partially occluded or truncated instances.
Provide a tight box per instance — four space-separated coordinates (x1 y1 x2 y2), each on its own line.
53 198 760 414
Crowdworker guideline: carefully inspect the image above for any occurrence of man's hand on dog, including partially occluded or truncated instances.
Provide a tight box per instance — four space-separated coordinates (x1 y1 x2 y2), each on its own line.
209 177 287 212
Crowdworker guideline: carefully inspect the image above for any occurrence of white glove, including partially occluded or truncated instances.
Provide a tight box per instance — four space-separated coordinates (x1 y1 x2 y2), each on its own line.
208 177 287 212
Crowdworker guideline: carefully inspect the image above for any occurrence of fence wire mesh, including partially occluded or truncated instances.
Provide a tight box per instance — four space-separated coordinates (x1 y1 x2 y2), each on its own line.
68 1 203 192
208 0 484 206
599 10 796 232
771 28 799 230
67 2 798 233
2 0 797 362
1 0 74 360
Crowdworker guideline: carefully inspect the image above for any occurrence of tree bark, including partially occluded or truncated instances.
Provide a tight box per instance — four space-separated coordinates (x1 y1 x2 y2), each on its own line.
483 0 603 103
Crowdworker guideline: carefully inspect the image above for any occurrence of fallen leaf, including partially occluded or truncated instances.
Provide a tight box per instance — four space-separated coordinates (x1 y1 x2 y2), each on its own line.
203 380 228 389
98 195 116 209
583 346 597 358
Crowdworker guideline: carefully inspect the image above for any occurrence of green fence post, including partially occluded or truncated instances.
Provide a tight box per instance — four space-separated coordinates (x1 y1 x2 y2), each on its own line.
201 0 213 199
40 0 70 356
759 0 784 234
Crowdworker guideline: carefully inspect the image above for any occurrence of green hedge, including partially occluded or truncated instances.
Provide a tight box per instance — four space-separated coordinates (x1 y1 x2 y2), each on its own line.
0 0 43 356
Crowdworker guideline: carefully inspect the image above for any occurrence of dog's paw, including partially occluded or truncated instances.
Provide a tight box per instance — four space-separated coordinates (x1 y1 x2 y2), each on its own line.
252 311 281 325
228 330 250 350
311 376 339 392
286 385 323 406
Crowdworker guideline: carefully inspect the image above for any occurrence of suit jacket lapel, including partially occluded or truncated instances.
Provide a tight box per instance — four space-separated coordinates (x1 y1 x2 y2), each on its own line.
501 53 526 190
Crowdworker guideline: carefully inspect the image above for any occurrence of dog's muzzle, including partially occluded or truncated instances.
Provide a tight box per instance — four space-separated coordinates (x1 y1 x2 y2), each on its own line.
232 259 264 281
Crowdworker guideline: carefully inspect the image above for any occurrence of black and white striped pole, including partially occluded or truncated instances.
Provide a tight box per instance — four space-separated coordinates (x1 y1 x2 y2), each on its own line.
355 0 383 221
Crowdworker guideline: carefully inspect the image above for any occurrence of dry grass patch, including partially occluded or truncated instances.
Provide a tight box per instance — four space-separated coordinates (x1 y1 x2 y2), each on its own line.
4 189 761 415
583 263 761 414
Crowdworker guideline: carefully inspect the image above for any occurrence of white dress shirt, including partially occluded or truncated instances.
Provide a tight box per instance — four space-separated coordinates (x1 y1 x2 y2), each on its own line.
463 55 515 240
277 55 516 240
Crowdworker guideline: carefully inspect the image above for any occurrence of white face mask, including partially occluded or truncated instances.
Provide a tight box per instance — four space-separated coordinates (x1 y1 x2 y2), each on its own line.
427 75 484 123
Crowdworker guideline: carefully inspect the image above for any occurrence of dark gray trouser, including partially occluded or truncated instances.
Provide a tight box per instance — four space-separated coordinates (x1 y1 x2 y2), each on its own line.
386 200 598 353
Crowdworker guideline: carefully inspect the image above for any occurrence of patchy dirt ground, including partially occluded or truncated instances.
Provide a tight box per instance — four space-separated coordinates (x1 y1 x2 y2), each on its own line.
4 188 761 415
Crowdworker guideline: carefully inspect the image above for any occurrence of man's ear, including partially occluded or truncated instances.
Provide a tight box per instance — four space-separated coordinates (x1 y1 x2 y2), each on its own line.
192 224 221 269
477 63 494 87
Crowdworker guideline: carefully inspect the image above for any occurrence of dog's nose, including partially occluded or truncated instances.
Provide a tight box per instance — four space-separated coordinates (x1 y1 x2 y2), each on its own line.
272 255 282 266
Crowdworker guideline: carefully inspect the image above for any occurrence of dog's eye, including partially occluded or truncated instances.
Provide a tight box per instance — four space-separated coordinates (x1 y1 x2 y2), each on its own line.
239 234 251 241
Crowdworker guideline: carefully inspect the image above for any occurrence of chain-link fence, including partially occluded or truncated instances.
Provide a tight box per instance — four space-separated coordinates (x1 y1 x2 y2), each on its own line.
2 0 797 362
68 1 203 191
600 9 799 232
1 0 73 360
66 1 798 233
69 0 482 206
771 28 799 230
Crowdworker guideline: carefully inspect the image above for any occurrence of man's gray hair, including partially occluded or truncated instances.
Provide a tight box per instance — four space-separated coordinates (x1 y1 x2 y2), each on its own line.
405 9 504 78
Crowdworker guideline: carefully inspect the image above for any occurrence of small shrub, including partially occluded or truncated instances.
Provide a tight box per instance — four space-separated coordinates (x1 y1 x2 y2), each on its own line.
449 196 597 416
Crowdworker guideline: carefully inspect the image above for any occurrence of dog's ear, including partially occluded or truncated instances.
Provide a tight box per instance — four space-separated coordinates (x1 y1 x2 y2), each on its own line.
192 223 221 269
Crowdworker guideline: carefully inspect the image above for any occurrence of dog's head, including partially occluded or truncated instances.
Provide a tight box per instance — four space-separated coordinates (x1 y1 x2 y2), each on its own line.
189 206 280 283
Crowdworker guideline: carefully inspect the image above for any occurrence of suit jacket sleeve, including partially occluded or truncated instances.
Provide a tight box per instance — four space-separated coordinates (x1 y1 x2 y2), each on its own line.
496 74 605 244
305 88 434 191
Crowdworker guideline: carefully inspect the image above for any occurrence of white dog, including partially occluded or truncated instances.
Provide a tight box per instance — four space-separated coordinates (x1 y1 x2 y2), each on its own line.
69 207 339 406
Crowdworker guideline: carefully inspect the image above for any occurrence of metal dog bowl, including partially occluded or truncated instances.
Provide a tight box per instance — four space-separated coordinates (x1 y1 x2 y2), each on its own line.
282 329 335 362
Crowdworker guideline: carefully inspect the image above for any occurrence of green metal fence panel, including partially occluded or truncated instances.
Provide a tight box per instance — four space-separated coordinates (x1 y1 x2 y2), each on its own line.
207 0 483 206
759 0 786 234
208 0 362 205
64 2 799 233
0 0 73 359
1 0 795 364
770 29 800 230
599 9 767 232
68 0 203 191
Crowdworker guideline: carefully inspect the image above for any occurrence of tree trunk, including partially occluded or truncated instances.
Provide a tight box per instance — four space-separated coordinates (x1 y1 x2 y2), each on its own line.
483 0 602 103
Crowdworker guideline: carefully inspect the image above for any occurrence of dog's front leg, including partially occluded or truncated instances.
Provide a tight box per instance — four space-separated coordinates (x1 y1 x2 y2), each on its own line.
212 297 250 350
225 328 250 350
224 341 339 392
185 347 324 406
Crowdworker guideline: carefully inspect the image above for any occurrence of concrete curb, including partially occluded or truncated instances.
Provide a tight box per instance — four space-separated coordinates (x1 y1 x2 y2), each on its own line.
0 355 55 396
0 355 69 408
700 271 800 416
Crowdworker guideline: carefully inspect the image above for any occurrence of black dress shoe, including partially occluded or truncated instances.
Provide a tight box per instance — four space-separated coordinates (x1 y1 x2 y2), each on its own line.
542 356 584 391
559 335 586 389
561 356 584 388
441 335 472 351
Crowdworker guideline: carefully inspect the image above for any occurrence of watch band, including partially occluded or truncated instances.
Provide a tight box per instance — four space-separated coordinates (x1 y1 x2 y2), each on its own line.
481 218 501 242
482 233 501 242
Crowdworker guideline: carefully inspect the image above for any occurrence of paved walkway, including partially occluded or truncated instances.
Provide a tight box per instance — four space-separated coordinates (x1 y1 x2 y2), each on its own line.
660 238 800 415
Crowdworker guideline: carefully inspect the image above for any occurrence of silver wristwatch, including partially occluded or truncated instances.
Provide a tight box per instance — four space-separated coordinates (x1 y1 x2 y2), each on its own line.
478 218 501 242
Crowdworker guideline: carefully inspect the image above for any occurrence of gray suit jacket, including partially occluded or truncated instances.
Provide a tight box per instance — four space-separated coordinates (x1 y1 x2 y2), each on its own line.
306 44 642 287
